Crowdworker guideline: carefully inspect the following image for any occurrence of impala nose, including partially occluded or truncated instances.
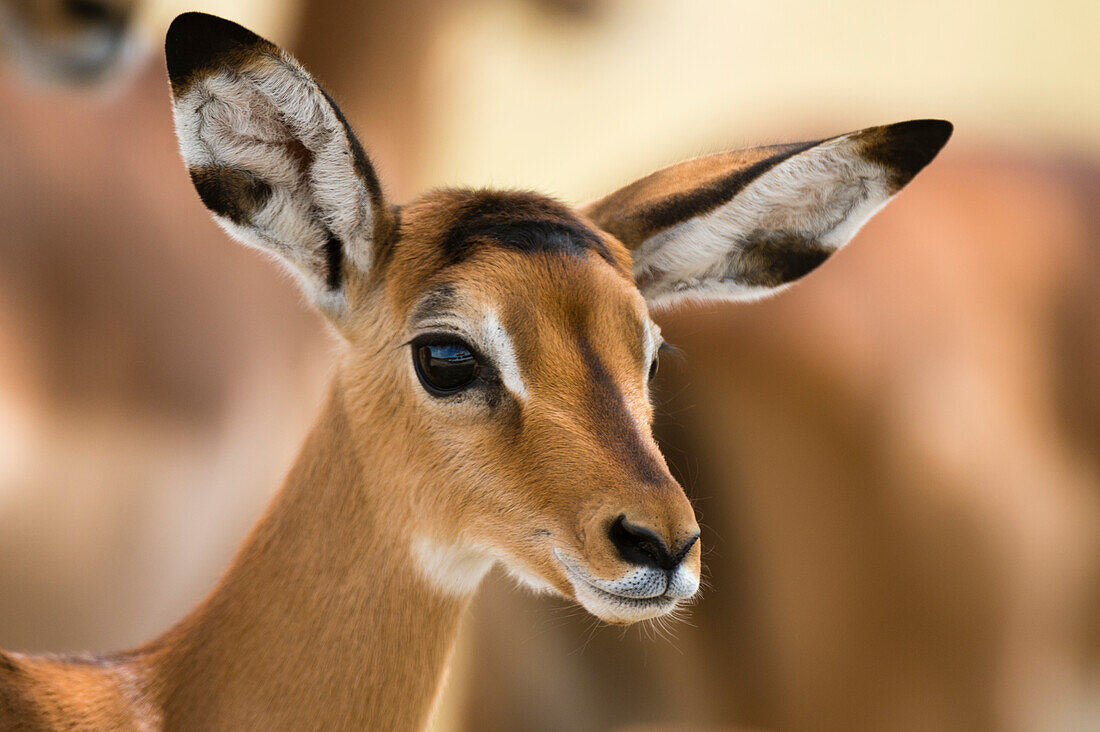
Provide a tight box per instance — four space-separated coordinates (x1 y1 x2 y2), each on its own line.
608 515 699 571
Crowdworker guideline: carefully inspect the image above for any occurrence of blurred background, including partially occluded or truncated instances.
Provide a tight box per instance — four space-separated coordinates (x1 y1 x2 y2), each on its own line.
0 1 1097 730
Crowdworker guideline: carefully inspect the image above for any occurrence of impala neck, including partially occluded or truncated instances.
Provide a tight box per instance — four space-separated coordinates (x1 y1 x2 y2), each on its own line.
148 378 470 731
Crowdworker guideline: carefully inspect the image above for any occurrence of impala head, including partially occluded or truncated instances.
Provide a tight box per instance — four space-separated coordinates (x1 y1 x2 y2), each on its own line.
0 0 139 84
165 13 950 624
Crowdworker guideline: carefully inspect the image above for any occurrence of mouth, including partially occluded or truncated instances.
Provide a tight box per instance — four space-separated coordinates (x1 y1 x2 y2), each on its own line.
553 549 683 623
576 577 680 613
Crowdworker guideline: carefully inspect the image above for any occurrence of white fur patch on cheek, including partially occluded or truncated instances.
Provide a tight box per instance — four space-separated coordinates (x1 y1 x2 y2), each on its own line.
412 537 495 596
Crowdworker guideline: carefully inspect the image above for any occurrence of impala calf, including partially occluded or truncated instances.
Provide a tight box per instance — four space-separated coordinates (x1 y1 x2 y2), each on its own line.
0 0 141 84
0 12 950 730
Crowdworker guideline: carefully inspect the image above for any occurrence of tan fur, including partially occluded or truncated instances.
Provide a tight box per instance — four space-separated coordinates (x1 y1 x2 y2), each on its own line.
0 13 949 730
0 204 698 729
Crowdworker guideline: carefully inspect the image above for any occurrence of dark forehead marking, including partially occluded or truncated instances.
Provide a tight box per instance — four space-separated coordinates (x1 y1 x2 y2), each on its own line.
438 190 614 268
411 282 459 323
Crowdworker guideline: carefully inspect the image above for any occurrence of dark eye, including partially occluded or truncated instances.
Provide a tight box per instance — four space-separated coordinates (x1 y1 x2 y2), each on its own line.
648 353 659 381
413 338 481 396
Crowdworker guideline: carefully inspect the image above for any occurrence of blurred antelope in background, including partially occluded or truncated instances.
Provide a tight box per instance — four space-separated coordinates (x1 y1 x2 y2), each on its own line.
0 12 949 730
0 0 142 84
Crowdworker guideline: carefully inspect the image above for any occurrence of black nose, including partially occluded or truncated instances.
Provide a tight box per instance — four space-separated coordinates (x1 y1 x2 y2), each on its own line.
608 515 698 571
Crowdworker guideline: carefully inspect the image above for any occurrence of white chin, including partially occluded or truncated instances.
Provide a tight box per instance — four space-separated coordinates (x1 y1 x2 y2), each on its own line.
573 581 680 624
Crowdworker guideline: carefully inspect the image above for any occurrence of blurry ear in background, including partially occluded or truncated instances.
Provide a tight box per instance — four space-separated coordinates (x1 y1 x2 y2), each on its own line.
0 0 145 85
165 12 393 314
583 119 952 308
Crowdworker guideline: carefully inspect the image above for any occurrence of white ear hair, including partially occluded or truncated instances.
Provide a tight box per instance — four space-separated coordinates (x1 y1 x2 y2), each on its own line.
166 12 391 313
584 120 952 308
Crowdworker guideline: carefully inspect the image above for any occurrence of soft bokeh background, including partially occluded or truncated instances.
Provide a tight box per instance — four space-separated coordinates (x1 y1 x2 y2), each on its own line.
1 1 1097 730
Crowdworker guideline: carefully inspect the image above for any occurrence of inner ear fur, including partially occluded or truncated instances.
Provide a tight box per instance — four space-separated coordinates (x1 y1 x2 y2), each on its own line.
165 12 392 313
583 119 952 307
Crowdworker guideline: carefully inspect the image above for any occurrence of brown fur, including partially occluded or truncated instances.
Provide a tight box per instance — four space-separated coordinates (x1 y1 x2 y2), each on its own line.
0 13 950 730
0 187 699 731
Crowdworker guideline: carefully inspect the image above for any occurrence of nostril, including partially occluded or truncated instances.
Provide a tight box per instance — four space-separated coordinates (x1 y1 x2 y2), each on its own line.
673 532 700 565
608 515 686 571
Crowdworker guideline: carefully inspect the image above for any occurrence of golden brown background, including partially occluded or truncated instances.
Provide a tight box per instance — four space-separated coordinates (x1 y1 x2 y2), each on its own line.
1 1 1097 730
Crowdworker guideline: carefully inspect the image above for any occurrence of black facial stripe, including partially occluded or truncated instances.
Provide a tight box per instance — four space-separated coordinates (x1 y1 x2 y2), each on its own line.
634 140 821 235
438 192 614 267
576 337 665 485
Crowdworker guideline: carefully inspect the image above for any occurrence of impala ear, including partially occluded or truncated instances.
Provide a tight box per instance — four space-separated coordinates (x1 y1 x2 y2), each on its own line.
582 120 952 308
165 12 393 314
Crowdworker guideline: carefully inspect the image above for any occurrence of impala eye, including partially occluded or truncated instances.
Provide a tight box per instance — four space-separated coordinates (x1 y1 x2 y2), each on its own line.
648 353 659 382
413 337 481 396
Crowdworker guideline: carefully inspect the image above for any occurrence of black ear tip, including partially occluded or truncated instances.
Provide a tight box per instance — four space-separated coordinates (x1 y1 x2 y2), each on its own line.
166 12 258 53
863 118 954 188
165 12 266 91
889 118 953 148
166 11 220 35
